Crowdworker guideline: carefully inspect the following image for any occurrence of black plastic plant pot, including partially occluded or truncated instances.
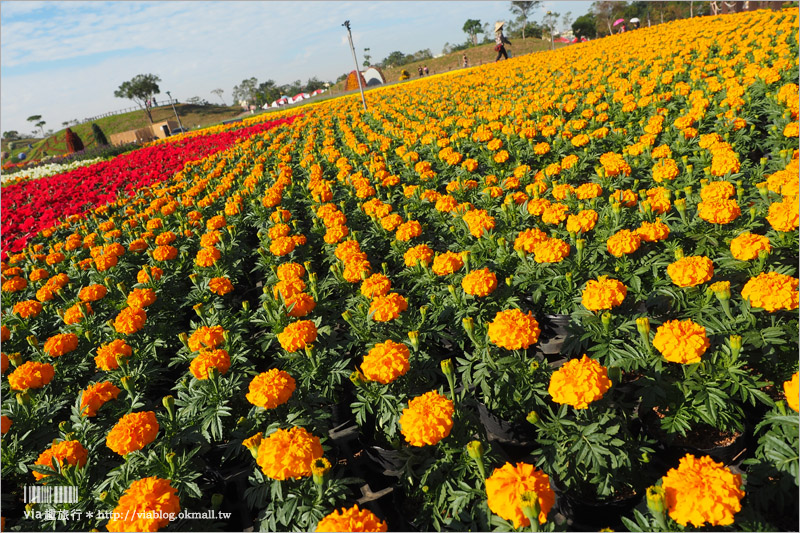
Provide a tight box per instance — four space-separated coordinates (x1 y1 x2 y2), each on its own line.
365 445 407 477
537 314 571 357
477 402 536 448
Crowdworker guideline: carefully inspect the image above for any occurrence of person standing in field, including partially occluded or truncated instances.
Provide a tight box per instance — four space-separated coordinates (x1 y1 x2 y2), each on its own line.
463 53 469 68
494 21 511 61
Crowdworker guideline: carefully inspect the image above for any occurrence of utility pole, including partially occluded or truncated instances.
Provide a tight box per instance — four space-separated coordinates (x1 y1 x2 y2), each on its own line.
165 91 184 131
342 20 367 111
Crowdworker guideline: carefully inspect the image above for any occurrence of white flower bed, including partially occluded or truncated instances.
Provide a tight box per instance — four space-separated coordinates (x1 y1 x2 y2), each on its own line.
1 157 106 185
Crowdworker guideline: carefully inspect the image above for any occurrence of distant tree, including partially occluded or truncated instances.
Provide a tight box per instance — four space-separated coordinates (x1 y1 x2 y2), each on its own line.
572 13 597 39
114 74 161 124
463 19 483 46
91 123 109 146
383 51 408 68
186 96 203 105
363 48 371 67
591 1 621 35
62 121 70 128
232 77 259 106
509 1 541 39
35 120 47 138
542 10 560 46
211 88 226 105
304 77 326 93
412 49 433 61
3 131 20 140
257 80 281 105
562 11 573 32
26 115 44 137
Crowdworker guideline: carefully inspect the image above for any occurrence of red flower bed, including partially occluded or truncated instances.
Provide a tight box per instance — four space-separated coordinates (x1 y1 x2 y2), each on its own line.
1 116 297 255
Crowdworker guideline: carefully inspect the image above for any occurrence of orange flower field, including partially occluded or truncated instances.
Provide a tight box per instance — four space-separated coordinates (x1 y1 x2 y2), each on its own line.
1 8 798 532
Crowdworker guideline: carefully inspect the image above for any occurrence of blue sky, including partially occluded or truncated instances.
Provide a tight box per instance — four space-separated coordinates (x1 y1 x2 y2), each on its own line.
0 1 591 135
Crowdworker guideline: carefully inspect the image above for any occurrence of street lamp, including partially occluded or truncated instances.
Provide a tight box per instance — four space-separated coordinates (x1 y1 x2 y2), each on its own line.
342 20 367 111
165 91 184 132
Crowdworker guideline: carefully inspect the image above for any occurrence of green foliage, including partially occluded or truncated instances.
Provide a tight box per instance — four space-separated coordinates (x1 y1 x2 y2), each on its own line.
113 73 162 123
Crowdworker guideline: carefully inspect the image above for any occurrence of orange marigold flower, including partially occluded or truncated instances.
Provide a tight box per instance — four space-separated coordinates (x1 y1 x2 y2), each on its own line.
697 199 741 224
741 272 799 312
462 268 498 297
488 309 540 350
361 340 410 385
1 415 11 434
700 181 735 202
13 300 43 319
95 339 133 370
514 228 548 253
256 427 323 480
342 258 372 283
729 232 771 261
582 276 626 311
137 266 163 284
652 158 680 182
43 333 79 357
29 268 50 282
1 352 7 374
533 238 570 263
32 440 88 480
399 390 454 446
600 152 631 177
270 235 297 256
526 197 551 216
462 209 496 238
607 229 642 257
276 262 306 281
114 306 147 335
63 301 92 325
395 220 423 241
78 284 108 302
188 325 226 352
106 411 159 456
635 219 670 242
783 372 799 413
154 231 177 246
766 197 799 232
80 381 121 417
610 189 637 207
106 477 181 533
8 361 55 390
667 256 714 287
274 278 307 300
2 276 27 292
45 252 66 265
661 454 744 527
369 293 408 322
246 369 296 409
486 462 555 527
195 246 221 267
152 245 178 261
548 355 612 408
129 239 148 253
404 244 434 267
284 292 316 317
361 273 392 299
565 209 598 234
575 182 603 199
127 288 157 308
380 213 404 231
324 224 349 244
432 251 464 276
190 349 231 379
1 325 9 342
316 505 388 533
653 319 709 364
541 203 569 225
206 215 226 230
278 320 318 352
209 277 234 296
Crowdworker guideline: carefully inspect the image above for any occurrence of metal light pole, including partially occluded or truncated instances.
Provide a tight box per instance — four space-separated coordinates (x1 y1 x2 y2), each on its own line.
165 91 184 131
342 20 367 111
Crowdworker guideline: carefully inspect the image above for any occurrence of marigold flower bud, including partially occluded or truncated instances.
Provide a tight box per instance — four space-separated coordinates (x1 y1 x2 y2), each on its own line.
349 370 366 387
440 358 454 376
211 493 223 511
646 485 667 515
636 317 651 336
462 316 475 336
407 330 420 350
466 440 484 460
526 411 541 425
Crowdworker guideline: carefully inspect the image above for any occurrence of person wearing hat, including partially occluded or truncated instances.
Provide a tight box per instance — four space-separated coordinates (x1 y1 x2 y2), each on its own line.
494 21 512 61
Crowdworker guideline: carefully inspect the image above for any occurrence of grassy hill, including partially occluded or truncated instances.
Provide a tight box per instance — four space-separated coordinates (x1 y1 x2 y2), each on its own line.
1 103 245 162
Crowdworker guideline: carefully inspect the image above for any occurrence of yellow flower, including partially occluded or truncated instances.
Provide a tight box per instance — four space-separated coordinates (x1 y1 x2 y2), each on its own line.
106 477 181 532
741 271 799 312
368 292 408 322
581 276 626 311
486 462 555 527
653 319 709 364
548 355 612 409
316 505 388 532
361 340 410 385
256 427 323 480
277 320 318 352
461 268 498 297
729 232 771 261
246 369 296 409
783 372 799 413
403 244 434 267
606 229 642 257
661 454 744 527
697 199 741 224
432 251 464 276
189 349 231 379
488 309 540 350
399 390 454 446
667 256 714 287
